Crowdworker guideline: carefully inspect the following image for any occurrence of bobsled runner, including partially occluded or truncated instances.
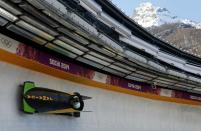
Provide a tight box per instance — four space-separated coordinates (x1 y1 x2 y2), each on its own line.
22 81 91 117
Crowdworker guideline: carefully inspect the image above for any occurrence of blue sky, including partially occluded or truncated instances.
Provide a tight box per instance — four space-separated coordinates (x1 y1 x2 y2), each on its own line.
111 0 201 22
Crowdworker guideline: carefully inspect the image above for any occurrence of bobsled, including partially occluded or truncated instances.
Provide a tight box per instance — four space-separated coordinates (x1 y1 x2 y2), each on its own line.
22 81 91 117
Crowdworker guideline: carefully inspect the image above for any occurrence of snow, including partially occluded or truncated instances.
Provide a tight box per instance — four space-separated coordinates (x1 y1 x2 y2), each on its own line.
181 19 201 29
132 2 201 29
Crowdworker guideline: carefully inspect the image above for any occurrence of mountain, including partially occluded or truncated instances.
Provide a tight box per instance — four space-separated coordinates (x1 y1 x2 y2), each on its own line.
132 2 201 29
149 23 201 56
131 2 201 57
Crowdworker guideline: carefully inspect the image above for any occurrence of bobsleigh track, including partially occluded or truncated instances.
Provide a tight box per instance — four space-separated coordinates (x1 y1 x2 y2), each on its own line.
0 62 201 131
1 0 201 131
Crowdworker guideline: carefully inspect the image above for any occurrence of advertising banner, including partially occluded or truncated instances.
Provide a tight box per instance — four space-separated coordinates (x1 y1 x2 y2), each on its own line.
0 33 201 103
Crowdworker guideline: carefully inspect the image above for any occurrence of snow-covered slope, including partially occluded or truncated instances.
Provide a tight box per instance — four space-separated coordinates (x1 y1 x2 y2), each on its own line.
132 2 201 29
181 19 201 29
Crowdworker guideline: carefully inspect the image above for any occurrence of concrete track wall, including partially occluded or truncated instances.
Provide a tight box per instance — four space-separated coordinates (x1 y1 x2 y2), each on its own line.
1 61 201 131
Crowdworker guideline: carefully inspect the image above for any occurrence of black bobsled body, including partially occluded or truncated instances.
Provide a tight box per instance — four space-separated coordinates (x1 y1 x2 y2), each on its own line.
22 81 91 117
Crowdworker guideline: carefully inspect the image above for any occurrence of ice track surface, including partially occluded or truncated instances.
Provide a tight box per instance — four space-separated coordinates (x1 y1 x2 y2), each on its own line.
0 61 201 131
